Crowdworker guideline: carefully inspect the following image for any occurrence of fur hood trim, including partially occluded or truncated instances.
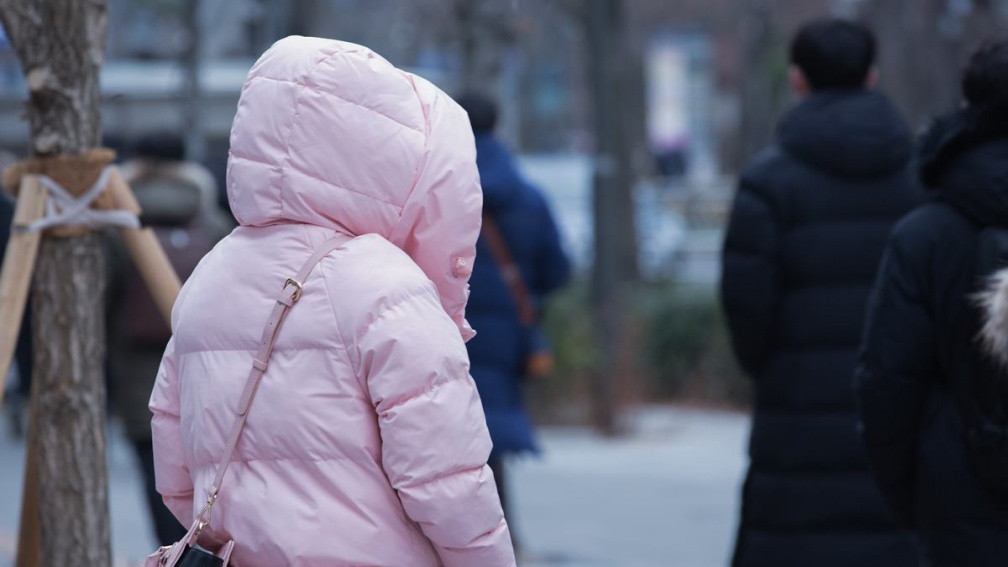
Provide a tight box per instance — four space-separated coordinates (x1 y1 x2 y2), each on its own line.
977 266 1008 366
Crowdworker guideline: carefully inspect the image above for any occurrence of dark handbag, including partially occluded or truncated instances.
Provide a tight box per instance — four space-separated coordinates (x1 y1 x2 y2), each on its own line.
143 235 350 567
482 214 554 379
177 545 227 567
143 522 234 567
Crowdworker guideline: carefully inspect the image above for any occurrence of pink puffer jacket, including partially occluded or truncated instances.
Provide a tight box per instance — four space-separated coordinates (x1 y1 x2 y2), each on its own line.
150 36 515 567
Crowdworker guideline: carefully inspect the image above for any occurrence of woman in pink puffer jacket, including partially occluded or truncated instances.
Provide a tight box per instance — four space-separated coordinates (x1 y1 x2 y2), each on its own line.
149 36 516 567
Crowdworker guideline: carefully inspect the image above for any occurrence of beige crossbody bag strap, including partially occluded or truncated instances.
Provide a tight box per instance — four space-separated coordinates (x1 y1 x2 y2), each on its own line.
189 233 351 538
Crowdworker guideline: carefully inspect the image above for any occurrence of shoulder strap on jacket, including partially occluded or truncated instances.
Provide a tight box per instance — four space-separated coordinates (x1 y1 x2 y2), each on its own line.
482 212 536 326
191 233 351 536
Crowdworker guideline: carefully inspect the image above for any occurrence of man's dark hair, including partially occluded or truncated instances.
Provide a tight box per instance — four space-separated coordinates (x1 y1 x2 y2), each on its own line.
790 18 876 90
962 39 1008 107
455 91 498 134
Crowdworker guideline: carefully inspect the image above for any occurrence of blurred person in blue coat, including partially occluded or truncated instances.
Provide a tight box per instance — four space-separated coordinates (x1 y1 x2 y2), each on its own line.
457 92 571 548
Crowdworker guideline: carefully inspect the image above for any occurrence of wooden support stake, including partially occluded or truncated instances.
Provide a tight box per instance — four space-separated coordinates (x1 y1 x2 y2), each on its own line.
14 415 39 567
7 168 180 567
0 176 47 407
105 168 181 325
10 177 47 567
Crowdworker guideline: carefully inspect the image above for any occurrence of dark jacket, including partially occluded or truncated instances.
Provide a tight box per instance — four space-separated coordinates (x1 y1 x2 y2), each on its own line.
721 90 922 567
466 133 570 456
0 194 32 399
856 102 1008 566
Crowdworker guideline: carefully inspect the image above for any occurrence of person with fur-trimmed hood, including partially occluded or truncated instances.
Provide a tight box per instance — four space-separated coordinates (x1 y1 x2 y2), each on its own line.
855 40 1008 566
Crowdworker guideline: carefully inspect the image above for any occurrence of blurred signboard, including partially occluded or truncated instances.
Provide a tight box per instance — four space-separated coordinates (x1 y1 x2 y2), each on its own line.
645 32 717 182
646 37 690 176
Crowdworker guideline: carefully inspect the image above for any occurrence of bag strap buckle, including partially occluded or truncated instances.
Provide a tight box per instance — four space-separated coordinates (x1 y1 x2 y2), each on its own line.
283 277 303 302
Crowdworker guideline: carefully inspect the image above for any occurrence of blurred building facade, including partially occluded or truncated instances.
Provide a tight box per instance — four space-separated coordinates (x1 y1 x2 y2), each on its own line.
1 1 1007 173
0 0 821 177
1 0 1007 281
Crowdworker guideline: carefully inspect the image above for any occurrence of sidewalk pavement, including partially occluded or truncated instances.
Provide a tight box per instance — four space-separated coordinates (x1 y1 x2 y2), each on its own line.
0 406 749 567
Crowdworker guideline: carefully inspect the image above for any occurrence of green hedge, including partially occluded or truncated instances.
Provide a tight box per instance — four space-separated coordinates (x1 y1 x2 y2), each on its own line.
529 281 750 424
638 285 750 405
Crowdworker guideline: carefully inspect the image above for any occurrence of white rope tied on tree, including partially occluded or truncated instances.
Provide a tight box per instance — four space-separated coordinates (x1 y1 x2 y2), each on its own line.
25 166 140 233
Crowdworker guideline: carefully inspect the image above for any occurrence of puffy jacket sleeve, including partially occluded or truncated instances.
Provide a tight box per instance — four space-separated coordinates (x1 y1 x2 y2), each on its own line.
358 285 516 567
531 191 571 296
854 225 935 526
720 175 781 376
149 337 195 525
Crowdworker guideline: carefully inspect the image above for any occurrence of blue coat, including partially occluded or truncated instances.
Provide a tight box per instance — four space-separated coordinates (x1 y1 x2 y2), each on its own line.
466 133 570 456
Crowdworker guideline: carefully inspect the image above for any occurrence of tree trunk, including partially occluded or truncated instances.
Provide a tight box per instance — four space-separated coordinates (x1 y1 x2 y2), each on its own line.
861 0 1008 131
287 0 322 37
861 0 960 131
587 0 639 435
0 2 112 565
29 234 109 564
182 0 206 162
738 0 788 166
453 0 517 93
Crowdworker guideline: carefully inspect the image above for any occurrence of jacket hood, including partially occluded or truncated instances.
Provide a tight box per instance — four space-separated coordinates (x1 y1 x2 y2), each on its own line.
917 103 1008 227
226 36 481 340
778 90 912 177
474 133 525 213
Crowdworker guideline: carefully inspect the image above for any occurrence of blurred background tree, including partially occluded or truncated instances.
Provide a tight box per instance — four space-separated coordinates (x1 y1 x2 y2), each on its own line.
4 0 1008 432
94 0 1008 166
864 0 1008 129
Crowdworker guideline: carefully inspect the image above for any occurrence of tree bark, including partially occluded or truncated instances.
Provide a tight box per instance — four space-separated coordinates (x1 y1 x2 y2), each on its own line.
0 1 112 565
452 0 518 93
861 0 959 130
861 0 1008 131
29 234 109 564
586 0 639 435
287 0 322 37
738 0 788 166
182 0 205 161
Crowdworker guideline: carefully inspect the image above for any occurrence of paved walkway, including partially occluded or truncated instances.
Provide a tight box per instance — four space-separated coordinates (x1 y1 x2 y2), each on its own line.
0 406 748 567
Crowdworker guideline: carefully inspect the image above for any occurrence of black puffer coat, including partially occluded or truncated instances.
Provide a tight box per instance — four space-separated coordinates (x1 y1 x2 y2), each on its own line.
855 103 1008 566
721 90 922 567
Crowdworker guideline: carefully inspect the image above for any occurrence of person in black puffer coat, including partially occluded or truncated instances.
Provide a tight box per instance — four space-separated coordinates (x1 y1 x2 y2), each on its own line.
855 41 1008 566
721 19 922 567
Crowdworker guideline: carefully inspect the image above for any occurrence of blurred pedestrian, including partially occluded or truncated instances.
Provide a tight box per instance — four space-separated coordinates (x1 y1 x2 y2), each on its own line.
107 131 227 545
0 149 31 439
117 132 233 242
856 40 1008 566
720 18 922 567
149 37 516 567
456 91 571 553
